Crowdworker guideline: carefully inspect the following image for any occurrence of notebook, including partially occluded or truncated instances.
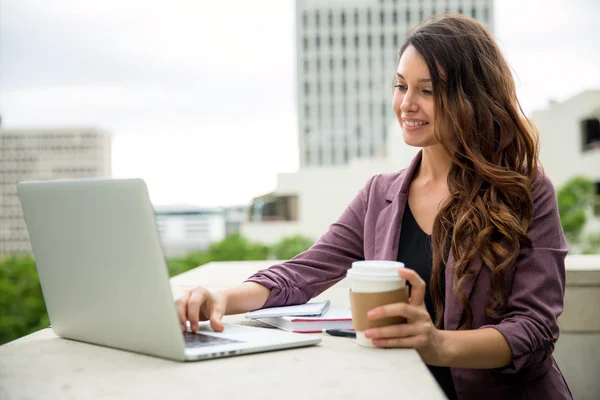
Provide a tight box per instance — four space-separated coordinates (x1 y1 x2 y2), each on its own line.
245 301 331 319
256 308 353 333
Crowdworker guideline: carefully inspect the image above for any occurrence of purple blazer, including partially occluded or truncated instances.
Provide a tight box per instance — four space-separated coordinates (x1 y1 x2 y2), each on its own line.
246 151 573 400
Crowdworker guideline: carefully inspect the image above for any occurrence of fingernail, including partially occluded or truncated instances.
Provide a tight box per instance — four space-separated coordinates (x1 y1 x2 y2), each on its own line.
191 324 197 332
368 311 376 319
364 330 371 338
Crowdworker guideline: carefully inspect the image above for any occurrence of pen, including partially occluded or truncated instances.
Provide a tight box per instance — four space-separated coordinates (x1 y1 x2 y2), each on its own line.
323 329 357 338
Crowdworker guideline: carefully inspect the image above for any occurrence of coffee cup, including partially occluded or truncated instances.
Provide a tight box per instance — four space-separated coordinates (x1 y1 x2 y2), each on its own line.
347 260 408 347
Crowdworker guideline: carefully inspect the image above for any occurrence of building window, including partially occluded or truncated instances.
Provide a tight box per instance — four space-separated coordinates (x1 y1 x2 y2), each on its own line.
355 35 359 48
380 34 385 47
316 36 320 49
304 82 309 95
406 10 410 24
393 33 398 47
380 11 385 24
302 12 308 28
304 59 309 72
329 57 334 71
328 10 333 26
582 118 600 151
392 10 397 24
367 34 372 48
367 10 371 25
341 11 346 26
484 7 489 22
329 35 333 46
341 36 346 48
303 36 308 51
315 10 320 28
354 9 359 25
471 7 477 18
316 59 321 72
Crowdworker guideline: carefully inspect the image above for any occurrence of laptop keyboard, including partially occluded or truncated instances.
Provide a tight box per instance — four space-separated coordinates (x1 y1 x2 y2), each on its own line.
183 332 243 348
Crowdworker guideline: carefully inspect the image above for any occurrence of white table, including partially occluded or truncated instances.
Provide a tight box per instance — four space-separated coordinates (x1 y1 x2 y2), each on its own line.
0 260 446 399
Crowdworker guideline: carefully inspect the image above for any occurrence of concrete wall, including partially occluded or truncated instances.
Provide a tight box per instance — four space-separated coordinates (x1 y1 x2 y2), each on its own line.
555 255 600 400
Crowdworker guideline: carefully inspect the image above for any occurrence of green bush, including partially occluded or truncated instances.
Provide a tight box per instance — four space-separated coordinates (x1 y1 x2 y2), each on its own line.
0 255 49 345
271 235 315 260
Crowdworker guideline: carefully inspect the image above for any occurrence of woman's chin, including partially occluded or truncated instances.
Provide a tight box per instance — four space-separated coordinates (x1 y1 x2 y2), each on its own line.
402 132 436 148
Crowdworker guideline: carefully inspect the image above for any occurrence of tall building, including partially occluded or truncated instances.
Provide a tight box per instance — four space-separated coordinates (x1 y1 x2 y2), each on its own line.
0 128 112 256
296 0 494 167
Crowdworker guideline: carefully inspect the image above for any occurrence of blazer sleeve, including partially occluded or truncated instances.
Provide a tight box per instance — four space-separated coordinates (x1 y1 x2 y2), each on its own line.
244 175 376 308
481 173 568 374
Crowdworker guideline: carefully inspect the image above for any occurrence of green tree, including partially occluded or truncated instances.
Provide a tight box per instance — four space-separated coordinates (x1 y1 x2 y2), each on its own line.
0 255 49 345
557 176 595 244
271 235 315 260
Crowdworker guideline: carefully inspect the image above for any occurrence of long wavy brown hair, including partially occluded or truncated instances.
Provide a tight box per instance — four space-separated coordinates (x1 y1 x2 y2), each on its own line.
399 15 540 330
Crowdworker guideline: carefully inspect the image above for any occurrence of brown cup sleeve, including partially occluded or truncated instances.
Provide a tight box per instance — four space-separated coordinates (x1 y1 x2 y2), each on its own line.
349 287 409 331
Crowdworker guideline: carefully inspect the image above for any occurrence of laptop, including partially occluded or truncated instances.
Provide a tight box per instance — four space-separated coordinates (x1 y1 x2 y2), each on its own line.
17 178 321 362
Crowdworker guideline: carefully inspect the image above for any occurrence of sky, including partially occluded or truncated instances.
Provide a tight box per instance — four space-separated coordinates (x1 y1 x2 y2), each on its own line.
1 0 599 207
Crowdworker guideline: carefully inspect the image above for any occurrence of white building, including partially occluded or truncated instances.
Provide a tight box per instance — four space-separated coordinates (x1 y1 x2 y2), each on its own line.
532 90 600 235
243 91 600 245
154 205 226 259
154 204 249 259
296 0 494 167
0 127 112 256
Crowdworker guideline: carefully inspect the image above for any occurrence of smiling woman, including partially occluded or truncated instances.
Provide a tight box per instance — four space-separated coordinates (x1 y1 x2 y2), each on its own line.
175 13 572 400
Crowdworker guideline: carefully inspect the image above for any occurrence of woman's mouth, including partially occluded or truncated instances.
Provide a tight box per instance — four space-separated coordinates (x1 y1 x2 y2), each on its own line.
402 119 429 131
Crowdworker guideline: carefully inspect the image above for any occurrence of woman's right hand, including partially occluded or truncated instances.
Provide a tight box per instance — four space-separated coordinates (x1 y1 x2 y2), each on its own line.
175 287 227 333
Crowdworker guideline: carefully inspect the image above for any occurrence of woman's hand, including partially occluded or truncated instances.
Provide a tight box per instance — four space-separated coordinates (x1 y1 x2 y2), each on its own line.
363 268 446 366
175 287 228 333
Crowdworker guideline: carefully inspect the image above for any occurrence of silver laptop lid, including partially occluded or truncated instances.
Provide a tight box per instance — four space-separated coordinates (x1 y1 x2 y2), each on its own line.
17 179 186 361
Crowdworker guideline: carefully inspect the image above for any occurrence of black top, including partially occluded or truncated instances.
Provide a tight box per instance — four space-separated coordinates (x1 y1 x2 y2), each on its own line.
397 203 457 400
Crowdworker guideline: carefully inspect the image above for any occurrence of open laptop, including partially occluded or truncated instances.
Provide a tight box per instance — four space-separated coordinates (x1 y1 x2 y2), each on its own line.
17 178 321 362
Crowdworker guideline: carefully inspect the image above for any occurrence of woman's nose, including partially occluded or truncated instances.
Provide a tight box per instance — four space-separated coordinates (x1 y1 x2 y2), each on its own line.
400 92 418 113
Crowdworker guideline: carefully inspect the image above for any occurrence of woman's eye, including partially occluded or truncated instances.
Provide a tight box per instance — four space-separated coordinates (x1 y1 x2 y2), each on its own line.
422 89 433 95
394 84 407 92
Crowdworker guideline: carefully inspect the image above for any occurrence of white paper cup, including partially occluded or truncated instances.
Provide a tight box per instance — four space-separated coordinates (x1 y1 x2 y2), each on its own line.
347 260 407 347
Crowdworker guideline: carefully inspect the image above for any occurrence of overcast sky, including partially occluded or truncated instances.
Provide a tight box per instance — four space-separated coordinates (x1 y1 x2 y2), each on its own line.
1 0 599 207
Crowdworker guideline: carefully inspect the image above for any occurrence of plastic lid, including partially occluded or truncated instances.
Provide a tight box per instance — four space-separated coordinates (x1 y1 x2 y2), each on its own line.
346 268 404 281
352 260 404 269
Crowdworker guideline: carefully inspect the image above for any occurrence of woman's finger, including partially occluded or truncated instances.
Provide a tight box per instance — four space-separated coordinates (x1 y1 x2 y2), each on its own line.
372 335 429 349
397 268 427 306
368 301 427 321
364 322 421 340
187 289 208 332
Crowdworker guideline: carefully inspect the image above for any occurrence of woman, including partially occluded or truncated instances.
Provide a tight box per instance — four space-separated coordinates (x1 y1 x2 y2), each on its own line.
176 15 572 400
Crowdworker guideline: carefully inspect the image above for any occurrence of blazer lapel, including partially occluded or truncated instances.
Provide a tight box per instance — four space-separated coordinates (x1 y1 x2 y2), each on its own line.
444 252 485 330
373 151 422 260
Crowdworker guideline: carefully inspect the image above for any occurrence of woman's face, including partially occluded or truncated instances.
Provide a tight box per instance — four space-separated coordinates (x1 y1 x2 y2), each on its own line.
392 45 439 148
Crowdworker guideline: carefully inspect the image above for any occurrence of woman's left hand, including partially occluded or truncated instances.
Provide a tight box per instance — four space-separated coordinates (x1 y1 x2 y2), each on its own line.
364 268 445 365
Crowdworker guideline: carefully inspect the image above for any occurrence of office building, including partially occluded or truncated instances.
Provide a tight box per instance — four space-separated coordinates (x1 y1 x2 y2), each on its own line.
0 128 112 256
296 0 494 167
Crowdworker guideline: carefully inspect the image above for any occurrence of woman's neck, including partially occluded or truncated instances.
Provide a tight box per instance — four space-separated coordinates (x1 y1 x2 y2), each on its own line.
417 145 452 184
